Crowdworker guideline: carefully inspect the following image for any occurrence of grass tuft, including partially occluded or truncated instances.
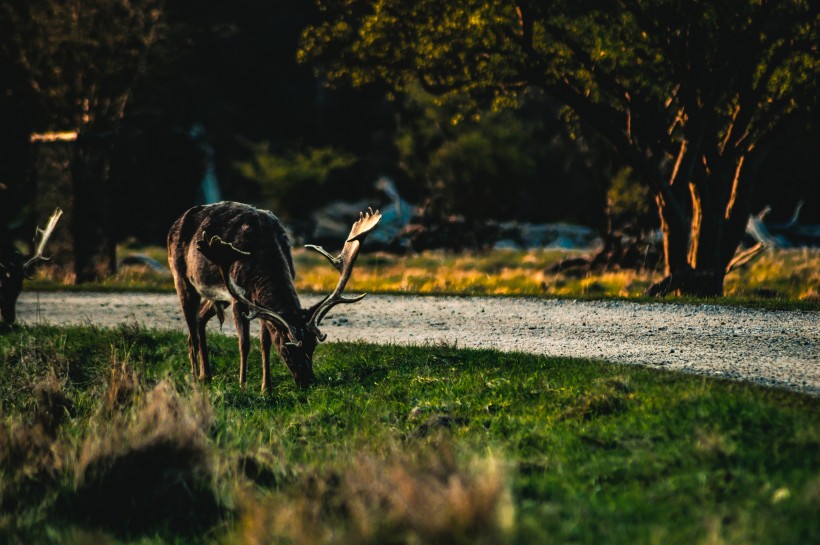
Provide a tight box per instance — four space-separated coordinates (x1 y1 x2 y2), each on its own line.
33 372 73 436
103 360 139 415
234 442 512 545
69 380 221 537
561 376 634 421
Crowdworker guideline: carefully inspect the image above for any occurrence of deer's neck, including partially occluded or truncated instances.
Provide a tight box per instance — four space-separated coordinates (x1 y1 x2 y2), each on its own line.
245 270 302 314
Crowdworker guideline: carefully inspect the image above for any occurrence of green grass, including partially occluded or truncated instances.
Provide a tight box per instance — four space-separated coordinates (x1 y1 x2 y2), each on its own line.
26 246 820 310
0 325 817 544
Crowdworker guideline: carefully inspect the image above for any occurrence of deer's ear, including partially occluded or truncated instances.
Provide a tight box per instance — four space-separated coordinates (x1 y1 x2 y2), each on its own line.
196 233 250 266
195 234 215 262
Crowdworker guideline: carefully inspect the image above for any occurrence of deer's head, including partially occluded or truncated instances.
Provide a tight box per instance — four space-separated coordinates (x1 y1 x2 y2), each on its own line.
0 250 24 323
0 209 62 324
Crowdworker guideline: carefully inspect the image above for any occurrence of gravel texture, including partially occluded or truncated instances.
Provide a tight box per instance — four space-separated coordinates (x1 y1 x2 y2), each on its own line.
17 291 819 395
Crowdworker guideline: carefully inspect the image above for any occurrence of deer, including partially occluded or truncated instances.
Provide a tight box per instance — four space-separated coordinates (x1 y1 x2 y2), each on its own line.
167 201 381 390
0 208 63 324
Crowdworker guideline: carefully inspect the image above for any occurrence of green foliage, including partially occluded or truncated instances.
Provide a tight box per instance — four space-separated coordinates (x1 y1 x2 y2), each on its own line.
0 0 165 131
393 83 613 224
301 0 819 285
300 0 522 106
606 166 657 236
234 143 357 222
429 115 534 219
302 0 817 169
0 325 818 543
415 108 541 221
608 167 649 219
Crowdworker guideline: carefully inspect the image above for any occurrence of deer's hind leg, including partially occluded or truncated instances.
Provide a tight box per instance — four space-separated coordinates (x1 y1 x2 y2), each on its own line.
196 301 217 381
175 279 202 378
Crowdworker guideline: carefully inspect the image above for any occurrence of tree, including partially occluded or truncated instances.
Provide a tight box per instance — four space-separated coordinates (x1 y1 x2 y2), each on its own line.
0 0 165 281
300 0 817 296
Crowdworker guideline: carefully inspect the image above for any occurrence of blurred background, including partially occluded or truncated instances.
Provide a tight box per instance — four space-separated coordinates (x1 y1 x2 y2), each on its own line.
0 1 817 296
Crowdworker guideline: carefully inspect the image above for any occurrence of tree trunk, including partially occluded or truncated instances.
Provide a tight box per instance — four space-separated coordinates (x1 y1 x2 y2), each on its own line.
648 162 751 298
72 134 117 283
684 180 726 296
656 189 690 277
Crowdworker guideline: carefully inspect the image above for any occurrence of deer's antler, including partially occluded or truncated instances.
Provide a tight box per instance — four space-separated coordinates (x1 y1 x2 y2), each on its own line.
306 208 381 340
197 233 303 347
23 208 63 274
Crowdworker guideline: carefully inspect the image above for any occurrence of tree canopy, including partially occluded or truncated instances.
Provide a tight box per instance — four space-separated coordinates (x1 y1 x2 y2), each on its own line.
0 0 165 133
301 0 818 295
302 1 815 166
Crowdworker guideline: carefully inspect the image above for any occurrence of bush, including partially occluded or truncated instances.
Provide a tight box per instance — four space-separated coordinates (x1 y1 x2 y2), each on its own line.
234 143 359 223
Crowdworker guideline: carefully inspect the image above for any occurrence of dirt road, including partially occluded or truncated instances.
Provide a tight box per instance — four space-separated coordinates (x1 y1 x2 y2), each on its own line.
16 292 819 395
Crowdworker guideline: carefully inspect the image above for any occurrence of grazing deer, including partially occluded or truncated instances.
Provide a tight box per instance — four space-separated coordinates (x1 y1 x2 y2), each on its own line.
167 201 381 390
0 208 63 324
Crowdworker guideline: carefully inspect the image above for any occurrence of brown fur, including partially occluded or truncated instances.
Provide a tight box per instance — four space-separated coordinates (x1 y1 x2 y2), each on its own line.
167 201 318 390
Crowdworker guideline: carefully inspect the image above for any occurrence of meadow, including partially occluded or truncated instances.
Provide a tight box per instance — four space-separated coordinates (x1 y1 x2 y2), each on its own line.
26 246 820 311
0 325 817 544
6 246 818 543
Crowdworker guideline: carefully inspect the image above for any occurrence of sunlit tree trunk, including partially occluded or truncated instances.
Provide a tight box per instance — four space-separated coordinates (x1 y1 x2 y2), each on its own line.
649 154 754 297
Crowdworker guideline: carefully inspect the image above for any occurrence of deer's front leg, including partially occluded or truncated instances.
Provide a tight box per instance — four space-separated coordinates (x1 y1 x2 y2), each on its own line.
260 324 273 393
232 303 251 388
178 287 202 378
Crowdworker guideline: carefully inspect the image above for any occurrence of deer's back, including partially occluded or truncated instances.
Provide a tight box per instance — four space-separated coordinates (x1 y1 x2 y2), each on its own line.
167 201 296 304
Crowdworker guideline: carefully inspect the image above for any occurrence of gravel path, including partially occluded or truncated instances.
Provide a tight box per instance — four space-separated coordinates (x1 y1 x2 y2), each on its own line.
17 292 819 396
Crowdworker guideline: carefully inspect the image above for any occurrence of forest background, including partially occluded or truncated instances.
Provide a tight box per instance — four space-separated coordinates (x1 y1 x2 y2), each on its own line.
0 1 816 293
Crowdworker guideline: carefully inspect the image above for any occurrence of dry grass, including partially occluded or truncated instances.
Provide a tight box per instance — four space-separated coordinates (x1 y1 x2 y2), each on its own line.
25 245 820 307
71 379 220 535
102 360 140 415
234 442 513 545
293 247 820 302
723 247 820 300
0 373 72 516
0 364 224 540
2 354 514 544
